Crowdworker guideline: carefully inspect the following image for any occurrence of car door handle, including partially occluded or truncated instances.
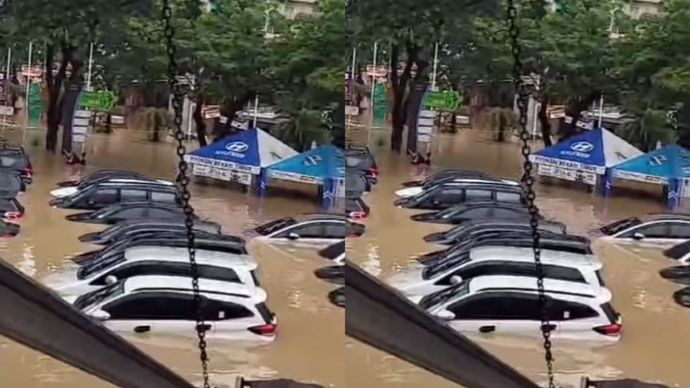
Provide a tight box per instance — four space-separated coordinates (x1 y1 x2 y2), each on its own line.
196 323 212 332
479 325 495 333
134 325 151 334
541 324 557 332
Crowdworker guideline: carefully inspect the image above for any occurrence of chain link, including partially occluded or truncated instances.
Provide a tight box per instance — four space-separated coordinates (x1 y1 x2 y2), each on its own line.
506 1 555 387
161 1 210 387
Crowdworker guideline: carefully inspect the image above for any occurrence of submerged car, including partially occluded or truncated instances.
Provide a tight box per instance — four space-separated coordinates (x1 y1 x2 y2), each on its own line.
598 213 690 247
78 219 223 245
56 169 149 187
395 182 524 210
43 246 259 297
0 220 21 237
345 148 378 184
72 234 247 265
65 202 190 224
0 170 24 195
399 169 492 188
51 177 174 199
389 246 605 298
419 275 621 342
0 146 33 184
319 241 345 265
417 232 592 265
0 197 25 221
50 181 180 210
71 275 277 341
411 202 533 224
254 213 364 246
346 196 370 220
396 173 518 198
423 219 567 245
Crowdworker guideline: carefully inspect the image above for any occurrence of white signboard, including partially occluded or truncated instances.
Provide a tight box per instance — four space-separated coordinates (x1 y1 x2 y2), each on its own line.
538 164 597 186
73 135 87 143
0 106 14 115
418 126 433 135
73 126 88 135
192 164 252 185
345 106 360 116
418 134 432 142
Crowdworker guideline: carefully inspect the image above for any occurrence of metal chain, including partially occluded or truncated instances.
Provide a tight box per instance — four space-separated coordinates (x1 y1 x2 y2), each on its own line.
161 1 210 387
506 1 555 387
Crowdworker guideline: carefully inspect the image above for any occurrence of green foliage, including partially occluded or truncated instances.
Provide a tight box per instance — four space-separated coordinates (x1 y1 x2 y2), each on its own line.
618 109 674 151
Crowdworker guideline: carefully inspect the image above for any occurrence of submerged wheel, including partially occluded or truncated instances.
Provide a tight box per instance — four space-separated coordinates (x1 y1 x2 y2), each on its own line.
659 266 690 285
315 265 344 285
673 287 690 308
328 287 345 308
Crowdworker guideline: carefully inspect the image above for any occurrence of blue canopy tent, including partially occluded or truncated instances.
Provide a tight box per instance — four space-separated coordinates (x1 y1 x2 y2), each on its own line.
263 144 345 208
610 144 690 208
184 128 296 190
529 128 642 193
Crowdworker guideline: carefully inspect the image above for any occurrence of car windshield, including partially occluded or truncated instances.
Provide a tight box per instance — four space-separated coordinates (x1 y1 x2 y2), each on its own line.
77 253 126 280
256 217 297 235
600 217 641 235
73 280 126 310
419 281 470 310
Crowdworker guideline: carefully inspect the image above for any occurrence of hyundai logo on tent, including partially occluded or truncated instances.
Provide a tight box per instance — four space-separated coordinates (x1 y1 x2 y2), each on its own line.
305 155 323 166
649 155 667 167
216 141 249 159
561 141 594 158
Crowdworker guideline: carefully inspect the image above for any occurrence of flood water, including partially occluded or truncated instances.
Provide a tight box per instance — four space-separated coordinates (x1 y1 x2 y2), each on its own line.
2 126 690 387
347 127 690 388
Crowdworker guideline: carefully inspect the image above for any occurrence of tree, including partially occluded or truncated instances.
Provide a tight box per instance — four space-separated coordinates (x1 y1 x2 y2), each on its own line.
350 0 499 151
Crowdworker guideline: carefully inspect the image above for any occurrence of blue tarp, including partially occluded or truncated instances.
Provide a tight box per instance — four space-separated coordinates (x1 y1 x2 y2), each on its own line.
611 144 690 184
266 144 345 184
184 128 297 175
529 128 642 174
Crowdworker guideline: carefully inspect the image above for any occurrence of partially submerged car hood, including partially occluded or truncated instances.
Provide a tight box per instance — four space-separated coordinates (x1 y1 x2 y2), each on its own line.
51 186 79 198
395 186 424 198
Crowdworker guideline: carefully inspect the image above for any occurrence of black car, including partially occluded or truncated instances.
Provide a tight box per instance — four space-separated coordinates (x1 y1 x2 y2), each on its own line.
0 197 25 220
78 219 222 245
50 182 180 210
395 182 524 210
399 169 492 188
0 219 20 237
56 169 149 188
65 202 190 224
417 231 592 265
72 234 247 265
411 202 534 224
346 149 378 184
0 170 24 196
423 219 567 245
346 196 370 220
0 146 33 185
347 172 370 194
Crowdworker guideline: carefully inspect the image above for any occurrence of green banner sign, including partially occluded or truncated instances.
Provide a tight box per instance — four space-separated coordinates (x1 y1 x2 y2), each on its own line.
423 90 461 112
79 90 116 111
27 83 43 126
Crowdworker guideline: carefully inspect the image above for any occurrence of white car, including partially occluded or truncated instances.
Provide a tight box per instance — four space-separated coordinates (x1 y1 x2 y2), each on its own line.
69 275 277 342
598 213 690 247
254 214 364 247
388 247 606 299
420 275 621 342
50 178 174 198
395 178 519 198
42 246 259 297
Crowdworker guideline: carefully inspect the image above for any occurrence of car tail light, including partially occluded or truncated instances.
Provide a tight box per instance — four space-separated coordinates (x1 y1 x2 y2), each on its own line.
350 211 366 220
4 212 21 220
24 167 33 178
369 167 378 177
593 323 622 336
248 323 277 336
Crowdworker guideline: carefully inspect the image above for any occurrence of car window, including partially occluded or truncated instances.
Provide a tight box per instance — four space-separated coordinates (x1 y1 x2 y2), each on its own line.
104 293 197 320
90 188 119 204
279 222 327 238
448 293 542 320
621 222 670 238
457 207 492 219
323 221 346 239
496 191 523 203
548 300 599 321
91 261 241 285
148 208 182 218
465 189 492 201
121 189 148 201
112 208 148 219
438 262 585 286
151 191 177 203
492 207 527 219
430 188 464 206
202 299 254 320
668 222 690 238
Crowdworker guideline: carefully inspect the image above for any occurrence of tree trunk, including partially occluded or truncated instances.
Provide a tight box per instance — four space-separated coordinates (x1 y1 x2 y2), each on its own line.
213 93 253 142
193 93 208 147
389 44 417 152
105 113 112 133
538 94 553 147
450 111 457 133
45 44 71 153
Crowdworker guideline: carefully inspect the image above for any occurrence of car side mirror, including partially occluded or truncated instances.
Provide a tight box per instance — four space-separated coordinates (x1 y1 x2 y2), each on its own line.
434 310 455 321
633 232 645 240
104 275 118 285
90 310 110 320
288 232 300 240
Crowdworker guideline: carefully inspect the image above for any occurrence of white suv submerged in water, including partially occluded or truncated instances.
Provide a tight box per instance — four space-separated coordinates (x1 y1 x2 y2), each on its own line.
419 275 621 342
69 275 277 342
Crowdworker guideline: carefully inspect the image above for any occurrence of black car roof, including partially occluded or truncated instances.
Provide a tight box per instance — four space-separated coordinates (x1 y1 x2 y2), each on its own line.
106 219 220 231
100 201 183 210
444 201 528 211
445 219 566 236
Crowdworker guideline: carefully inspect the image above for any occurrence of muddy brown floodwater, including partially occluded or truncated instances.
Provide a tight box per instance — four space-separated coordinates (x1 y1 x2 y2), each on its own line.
0 129 343 387
347 127 690 388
